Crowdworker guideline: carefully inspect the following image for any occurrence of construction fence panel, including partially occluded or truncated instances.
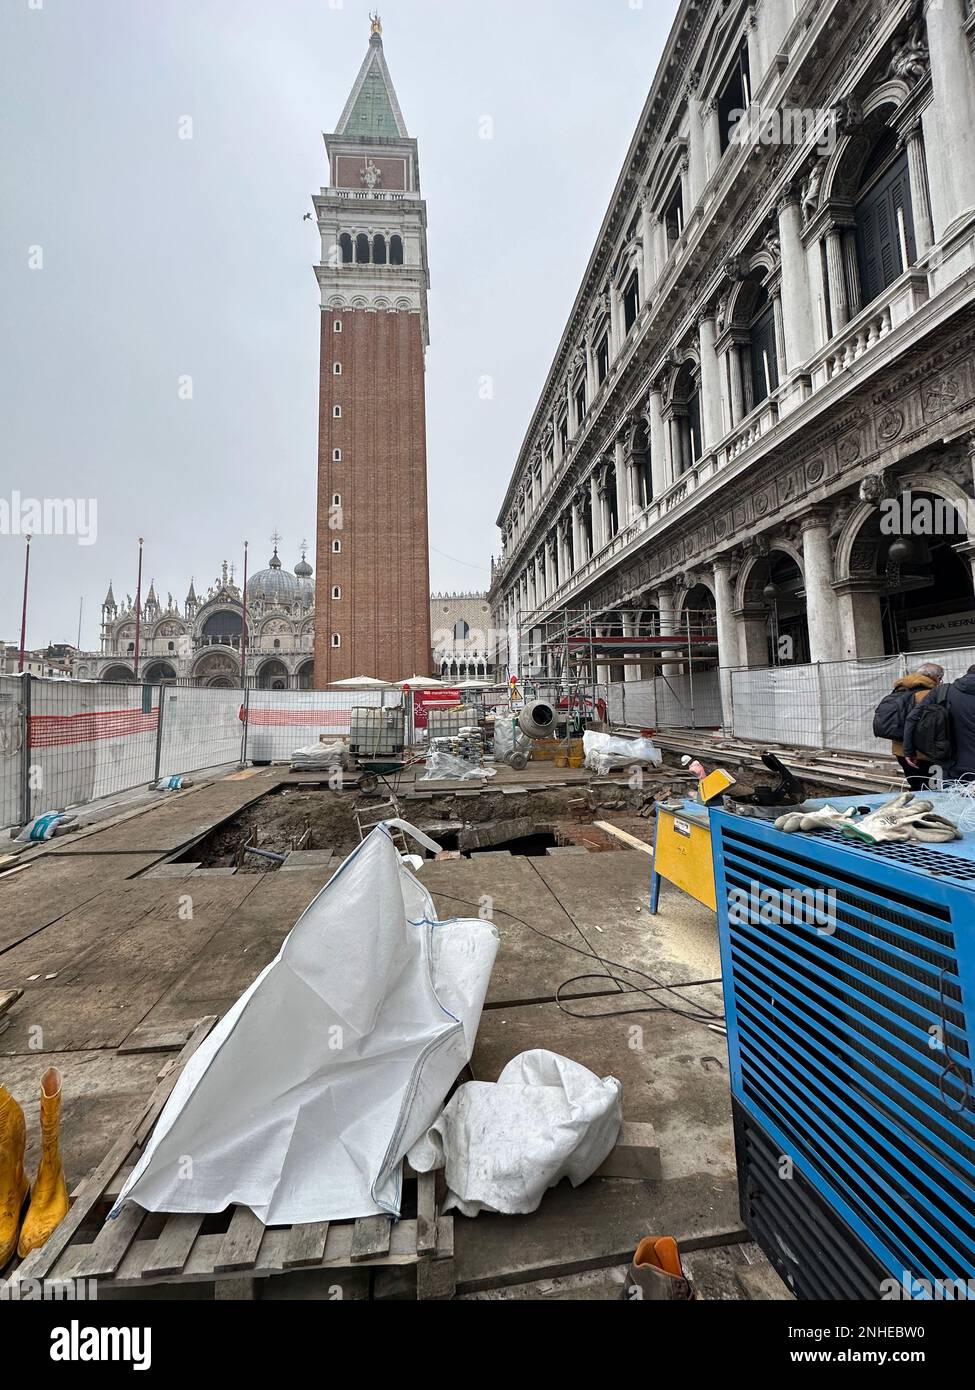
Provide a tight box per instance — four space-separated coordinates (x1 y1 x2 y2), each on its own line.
156 686 244 778
0 676 25 830
27 679 159 820
656 670 723 729
608 672 722 731
729 665 825 748
243 689 401 763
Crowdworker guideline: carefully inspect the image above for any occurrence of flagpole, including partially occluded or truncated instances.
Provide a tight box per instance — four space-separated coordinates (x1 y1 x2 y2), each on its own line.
133 537 144 681
17 535 31 674
241 541 249 690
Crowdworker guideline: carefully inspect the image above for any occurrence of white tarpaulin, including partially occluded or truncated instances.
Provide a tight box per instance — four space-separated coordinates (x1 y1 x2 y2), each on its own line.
408 1050 622 1217
114 826 499 1224
583 729 662 775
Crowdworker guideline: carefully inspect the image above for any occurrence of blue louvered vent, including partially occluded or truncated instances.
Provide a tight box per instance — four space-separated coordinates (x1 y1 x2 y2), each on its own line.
712 812 975 1294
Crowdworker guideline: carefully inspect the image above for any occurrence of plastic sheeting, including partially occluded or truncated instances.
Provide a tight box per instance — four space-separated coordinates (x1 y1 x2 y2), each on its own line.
244 690 401 763
583 729 662 775
607 671 723 730
408 1050 622 1217
114 825 499 1224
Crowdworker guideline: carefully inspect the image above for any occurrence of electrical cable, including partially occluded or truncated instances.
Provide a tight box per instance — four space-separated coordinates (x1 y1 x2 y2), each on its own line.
427 883 726 1030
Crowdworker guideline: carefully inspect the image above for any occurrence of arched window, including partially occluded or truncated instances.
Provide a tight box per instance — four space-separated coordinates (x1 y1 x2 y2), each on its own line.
855 128 916 307
746 284 779 408
390 235 404 266
671 363 703 474
332 493 342 506
273 638 281 650
331 633 341 648
332 539 342 553
333 448 342 461
355 233 370 264
339 234 353 264
333 405 342 418
333 362 342 375
332 586 341 600
333 319 343 332
454 619 470 642
373 234 387 265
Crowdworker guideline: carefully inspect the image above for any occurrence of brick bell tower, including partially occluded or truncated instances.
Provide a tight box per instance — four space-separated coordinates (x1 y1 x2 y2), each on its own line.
312 15 433 686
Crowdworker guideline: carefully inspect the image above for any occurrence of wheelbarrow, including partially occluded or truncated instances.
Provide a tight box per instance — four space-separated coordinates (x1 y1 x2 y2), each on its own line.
356 756 417 795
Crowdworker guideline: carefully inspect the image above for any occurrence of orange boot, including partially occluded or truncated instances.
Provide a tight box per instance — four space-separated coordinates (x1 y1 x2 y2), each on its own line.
0 1084 29 1267
18 1068 69 1258
624 1236 695 1300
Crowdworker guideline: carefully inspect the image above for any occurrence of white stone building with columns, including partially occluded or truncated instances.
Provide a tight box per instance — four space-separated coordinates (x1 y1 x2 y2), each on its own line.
490 0 975 712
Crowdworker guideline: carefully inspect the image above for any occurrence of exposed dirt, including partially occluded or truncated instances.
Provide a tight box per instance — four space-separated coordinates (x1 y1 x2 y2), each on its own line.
182 781 671 869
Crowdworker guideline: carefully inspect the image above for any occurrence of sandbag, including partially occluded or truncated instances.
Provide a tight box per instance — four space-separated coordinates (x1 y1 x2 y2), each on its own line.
408 1050 621 1217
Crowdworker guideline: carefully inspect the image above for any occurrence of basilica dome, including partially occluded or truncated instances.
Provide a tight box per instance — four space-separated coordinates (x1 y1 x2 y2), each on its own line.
248 548 300 604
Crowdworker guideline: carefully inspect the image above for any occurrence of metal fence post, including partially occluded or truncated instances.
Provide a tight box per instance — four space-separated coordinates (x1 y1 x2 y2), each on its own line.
240 686 250 767
153 684 165 784
816 663 827 750
20 672 31 826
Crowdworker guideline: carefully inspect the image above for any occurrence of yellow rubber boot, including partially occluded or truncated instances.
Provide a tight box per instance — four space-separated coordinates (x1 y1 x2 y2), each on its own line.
0 1084 29 1267
18 1068 69 1259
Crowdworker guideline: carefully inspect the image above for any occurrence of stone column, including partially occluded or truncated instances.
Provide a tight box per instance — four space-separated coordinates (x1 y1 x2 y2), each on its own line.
589 474 604 555
903 122 934 257
647 383 667 497
835 585 886 661
712 558 737 729
801 511 843 665
777 189 816 370
656 586 681 676
622 613 641 684
687 82 709 205
724 344 746 428
825 226 850 334
640 194 656 290
704 99 722 181
736 608 770 668
615 439 631 530
698 314 723 449
571 498 584 570
842 230 862 319
771 284 788 384
924 0 975 231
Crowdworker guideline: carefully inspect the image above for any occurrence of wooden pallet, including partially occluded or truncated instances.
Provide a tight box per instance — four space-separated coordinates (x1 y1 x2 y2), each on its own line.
10 1017 455 1300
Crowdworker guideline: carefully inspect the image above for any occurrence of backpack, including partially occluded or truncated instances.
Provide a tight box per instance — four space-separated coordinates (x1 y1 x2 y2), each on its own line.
910 685 954 766
873 687 918 741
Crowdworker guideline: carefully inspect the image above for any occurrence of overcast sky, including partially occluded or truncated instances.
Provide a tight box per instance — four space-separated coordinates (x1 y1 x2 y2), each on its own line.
1 0 674 650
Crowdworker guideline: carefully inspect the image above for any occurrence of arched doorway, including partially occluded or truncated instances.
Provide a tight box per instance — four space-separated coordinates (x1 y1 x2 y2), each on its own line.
257 659 290 691
101 665 135 684
297 660 315 691
842 488 972 655
741 551 810 665
192 651 241 688
142 662 177 684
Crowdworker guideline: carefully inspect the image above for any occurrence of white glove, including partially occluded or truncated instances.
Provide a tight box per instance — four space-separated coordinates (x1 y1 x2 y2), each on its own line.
774 805 856 834
841 792 960 845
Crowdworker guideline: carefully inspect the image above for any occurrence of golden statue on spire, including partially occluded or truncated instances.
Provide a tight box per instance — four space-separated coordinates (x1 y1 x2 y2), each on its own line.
369 12 382 37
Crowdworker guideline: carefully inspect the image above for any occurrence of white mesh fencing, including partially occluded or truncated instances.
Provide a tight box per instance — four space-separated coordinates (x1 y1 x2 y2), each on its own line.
0 677 24 830
607 671 723 730
243 689 401 763
156 687 244 778
27 680 159 819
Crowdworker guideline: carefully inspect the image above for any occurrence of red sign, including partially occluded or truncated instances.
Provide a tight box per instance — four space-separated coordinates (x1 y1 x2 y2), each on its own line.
412 688 461 730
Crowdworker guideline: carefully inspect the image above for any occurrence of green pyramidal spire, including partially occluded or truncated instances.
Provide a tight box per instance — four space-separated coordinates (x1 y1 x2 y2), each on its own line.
335 18 408 139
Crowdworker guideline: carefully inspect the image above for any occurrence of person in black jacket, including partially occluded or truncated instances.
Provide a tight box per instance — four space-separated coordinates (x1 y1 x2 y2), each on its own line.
904 664 975 781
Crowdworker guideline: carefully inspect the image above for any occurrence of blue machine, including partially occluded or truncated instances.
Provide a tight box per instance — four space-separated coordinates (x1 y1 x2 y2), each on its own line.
710 796 975 1300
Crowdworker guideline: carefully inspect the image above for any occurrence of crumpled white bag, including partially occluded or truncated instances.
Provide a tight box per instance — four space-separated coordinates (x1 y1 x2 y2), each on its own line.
583 730 662 776
408 1050 622 1217
113 824 499 1225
